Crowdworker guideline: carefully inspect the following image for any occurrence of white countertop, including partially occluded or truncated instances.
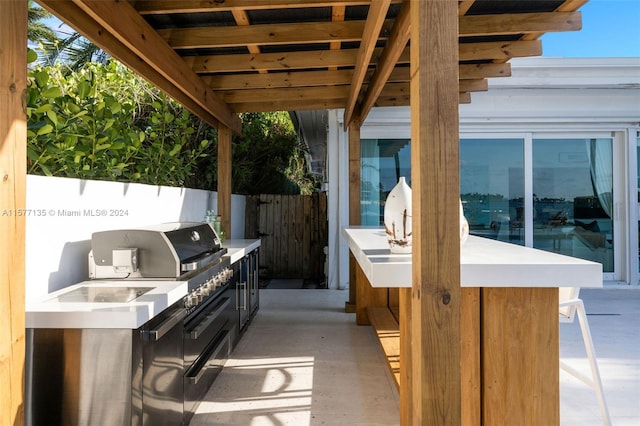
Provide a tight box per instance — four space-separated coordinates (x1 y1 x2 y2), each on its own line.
26 280 188 329
223 239 261 264
26 239 261 329
343 227 602 288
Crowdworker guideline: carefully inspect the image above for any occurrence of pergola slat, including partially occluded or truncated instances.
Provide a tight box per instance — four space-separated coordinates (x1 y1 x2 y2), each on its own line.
135 0 402 15
188 40 538 75
342 0 391 129
66 0 241 133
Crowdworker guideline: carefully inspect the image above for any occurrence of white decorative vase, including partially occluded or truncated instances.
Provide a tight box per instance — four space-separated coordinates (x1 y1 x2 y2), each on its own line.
384 177 412 253
460 199 469 245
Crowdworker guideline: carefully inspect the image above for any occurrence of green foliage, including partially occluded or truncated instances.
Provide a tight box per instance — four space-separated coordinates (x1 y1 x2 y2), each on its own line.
26 60 318 194
27 61 213 186
206 112 320 195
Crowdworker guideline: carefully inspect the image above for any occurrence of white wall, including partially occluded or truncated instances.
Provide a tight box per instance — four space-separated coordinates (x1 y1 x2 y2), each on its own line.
25 175 245 301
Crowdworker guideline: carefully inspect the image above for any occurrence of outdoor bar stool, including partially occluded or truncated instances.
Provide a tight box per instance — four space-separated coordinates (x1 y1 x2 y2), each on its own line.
559 287 612 426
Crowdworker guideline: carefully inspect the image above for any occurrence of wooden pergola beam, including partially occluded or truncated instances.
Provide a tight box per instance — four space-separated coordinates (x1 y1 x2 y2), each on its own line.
159 12 577 51
231 8 266 74
221 86 350 104
218 126 233 239
136 0 403 15
158 20 394 50
66 0 241 133
0 2 27 424
343 0 391 129
460 11 582 37
407 0 461 424
189 40 538 74
357 0 411 123
329 5 347 71
229 99 346 113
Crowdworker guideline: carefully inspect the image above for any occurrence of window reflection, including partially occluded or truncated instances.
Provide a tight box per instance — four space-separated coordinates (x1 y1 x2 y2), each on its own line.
360 139 411 226
533 138 614 272
460 139 525 245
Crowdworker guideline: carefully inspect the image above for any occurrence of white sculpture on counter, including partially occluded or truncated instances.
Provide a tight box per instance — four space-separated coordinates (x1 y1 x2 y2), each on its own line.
460 199 469 244
384 177 412 253
383 177 469 253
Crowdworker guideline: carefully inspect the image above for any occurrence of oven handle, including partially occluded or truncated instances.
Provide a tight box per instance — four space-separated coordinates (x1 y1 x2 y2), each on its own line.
142 309 187 342
186 329 230 385
186 297 231 340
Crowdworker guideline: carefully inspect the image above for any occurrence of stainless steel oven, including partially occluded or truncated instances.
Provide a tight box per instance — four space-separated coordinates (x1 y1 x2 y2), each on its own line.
26 222 235 426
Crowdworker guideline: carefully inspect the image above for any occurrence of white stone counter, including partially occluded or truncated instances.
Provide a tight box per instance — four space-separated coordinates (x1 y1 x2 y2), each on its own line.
25 280 188 329
223 238 261 264
25 239 261 329
343 227 602 288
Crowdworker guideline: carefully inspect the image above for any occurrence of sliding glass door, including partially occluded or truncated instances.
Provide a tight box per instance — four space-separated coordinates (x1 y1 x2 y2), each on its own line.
460 138 525 244
360 133 623 279
532 138 614 273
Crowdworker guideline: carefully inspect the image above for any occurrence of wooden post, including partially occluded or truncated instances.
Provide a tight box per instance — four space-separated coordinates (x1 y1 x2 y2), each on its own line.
408 0 461 425
0 1 27 424
218 125 232 239
346 118 361 313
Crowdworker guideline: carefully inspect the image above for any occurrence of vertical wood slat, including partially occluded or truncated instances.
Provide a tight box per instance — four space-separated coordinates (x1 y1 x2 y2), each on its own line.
302 195 311 279
481 288 559 425
217 125 232 238
399 287 412 426
244 195 258 238
247 193 327 279
273 195 282 275
348 120 361 310
0 2 27 425
461 288 481 426
409 1 461 425
354 259 388 325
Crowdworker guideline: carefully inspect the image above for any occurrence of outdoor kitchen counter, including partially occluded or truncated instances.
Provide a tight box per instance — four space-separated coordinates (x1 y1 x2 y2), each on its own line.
344 226 603 424
25 280 188 329
223 238 261 264
25 239 261 330
343 227 602 288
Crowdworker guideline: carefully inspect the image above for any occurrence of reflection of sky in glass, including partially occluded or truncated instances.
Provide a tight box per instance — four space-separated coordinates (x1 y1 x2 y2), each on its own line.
533 139 602 201
362 140 411 192
460 139 523 199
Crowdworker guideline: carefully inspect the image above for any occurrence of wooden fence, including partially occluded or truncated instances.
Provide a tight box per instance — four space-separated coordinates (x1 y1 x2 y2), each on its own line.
245 193 327 280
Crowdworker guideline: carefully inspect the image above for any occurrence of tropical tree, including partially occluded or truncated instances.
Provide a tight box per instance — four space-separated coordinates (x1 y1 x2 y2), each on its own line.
28 0 57 45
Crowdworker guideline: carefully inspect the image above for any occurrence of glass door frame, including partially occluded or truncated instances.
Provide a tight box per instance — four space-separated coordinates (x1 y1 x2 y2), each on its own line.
528 131 624 282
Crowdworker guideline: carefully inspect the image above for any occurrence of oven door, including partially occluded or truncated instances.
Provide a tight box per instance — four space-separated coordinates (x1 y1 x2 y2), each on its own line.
183 292 231 424
140 300 186 425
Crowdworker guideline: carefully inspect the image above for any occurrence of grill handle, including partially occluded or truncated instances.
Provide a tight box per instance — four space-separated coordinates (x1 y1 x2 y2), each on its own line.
142 309 186 341
186 297 231 340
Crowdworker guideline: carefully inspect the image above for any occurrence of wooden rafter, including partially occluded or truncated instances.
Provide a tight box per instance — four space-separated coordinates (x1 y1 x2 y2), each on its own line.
356 0 410 125
343 0 392 129
135 0 403 15
159 20 394 50
231 8 267 74
328 5 346 71
56 0 241 133
189 39 539 75
460 12 582 37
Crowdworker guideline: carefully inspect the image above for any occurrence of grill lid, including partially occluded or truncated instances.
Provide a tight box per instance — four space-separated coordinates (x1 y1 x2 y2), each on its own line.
89 222 224 279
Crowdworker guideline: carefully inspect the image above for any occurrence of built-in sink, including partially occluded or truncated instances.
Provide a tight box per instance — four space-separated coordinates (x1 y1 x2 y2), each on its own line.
49 286 153 303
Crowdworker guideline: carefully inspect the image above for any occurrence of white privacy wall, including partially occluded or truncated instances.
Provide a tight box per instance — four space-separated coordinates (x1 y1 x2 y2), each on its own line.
25 175 245 301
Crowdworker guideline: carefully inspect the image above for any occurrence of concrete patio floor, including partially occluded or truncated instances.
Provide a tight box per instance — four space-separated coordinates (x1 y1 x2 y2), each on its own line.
190 286 639 426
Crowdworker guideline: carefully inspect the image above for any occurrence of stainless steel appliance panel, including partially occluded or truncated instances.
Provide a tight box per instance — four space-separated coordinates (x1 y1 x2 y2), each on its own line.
26 328 139 426
140 300 185 425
